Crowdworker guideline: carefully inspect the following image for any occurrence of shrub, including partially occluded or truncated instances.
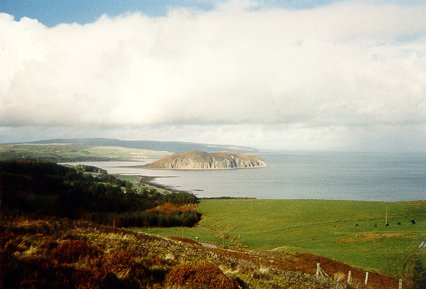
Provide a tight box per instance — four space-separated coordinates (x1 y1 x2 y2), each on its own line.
99 272 139 289
0 254 77 289
411 259 426 289
165 262 237 289
49 239 100 263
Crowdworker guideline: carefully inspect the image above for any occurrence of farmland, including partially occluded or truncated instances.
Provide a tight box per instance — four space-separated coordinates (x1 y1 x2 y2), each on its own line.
137 199 426 278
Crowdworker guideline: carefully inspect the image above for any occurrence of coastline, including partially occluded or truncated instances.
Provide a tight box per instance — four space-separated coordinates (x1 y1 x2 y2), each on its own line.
121 165 268 170
66 153 426 201
136 175 257 199
136 175 187 194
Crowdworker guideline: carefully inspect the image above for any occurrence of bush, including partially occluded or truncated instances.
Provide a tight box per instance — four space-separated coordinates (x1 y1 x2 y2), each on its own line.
49 239 101 263
99 272 139 289
165 262 237 289
0 253 77 289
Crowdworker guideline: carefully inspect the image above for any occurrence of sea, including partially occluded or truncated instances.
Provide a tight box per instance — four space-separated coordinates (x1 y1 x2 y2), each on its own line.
66 152 426 201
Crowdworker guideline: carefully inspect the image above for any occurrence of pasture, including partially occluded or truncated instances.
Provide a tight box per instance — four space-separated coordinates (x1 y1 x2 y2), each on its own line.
137 199 426 277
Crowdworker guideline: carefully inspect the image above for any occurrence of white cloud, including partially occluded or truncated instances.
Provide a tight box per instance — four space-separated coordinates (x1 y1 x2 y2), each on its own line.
0 1 425 150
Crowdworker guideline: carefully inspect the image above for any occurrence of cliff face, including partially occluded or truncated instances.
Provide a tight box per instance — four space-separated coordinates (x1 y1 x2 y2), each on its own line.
144 150 267 170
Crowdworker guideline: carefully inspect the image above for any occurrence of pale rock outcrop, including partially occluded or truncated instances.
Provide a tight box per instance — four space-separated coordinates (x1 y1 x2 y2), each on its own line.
143 150 267 170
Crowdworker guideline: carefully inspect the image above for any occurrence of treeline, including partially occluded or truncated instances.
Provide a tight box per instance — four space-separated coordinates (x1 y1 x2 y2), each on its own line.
0 160 200 227
90 210 201 228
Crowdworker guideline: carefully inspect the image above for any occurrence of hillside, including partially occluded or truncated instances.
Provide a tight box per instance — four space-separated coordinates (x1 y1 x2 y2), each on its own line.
141 199 426 286
0 211 400 289
0 160 200 227
143 150 268 170
0 138 259 162
0 143 170 162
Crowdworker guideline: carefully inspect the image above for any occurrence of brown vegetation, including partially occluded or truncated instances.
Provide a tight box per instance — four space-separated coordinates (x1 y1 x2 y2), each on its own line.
147 202 198 213
165 262 238 289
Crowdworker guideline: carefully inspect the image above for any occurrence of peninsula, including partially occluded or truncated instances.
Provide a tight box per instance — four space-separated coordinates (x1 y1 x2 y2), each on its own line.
143 150 267 170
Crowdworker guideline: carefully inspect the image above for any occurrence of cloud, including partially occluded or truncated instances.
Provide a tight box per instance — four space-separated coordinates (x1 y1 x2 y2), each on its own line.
0 1 425 150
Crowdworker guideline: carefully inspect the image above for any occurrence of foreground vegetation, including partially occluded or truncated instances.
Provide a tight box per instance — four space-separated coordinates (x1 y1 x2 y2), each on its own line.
138 199 426 279
0 160 200 227
1 211 404 289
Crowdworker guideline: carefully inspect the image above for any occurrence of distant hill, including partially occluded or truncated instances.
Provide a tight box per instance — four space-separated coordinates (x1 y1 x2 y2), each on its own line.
23 138 257 153
144 150 267 170
0 143 169 162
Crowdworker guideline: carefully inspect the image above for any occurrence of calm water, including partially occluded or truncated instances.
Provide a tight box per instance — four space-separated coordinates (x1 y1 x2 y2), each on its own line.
66 152 426 201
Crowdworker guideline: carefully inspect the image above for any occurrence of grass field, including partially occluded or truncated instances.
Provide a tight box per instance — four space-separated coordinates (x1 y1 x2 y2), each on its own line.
136 199 426 277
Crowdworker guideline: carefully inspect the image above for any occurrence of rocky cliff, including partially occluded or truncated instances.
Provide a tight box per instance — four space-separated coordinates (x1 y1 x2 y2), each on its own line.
143 150 267 170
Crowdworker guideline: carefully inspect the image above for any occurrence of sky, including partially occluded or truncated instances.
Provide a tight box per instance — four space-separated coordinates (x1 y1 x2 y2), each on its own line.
0 0 425 151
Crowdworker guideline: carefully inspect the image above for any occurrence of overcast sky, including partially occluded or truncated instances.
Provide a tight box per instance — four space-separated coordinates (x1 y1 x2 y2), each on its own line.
0 0 425 151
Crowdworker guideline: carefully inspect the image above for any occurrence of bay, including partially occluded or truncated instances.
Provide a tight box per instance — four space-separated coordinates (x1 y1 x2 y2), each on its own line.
65 152 426 201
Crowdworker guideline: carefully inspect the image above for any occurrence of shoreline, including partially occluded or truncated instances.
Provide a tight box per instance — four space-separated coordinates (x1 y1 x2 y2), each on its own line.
135 174 426 202
120 165 268 170
136 175 187 194
70 158 426 201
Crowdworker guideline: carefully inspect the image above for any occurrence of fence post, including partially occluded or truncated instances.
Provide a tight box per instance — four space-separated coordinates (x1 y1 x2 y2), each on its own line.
347 270 351 284
316 263 320 277
364 272 369 285
398 279 403 289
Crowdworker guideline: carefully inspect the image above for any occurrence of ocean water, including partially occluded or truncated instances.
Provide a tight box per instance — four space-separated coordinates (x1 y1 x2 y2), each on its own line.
67 152 426 201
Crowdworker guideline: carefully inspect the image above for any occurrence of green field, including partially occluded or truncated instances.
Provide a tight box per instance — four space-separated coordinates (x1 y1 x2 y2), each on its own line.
136 199 426 277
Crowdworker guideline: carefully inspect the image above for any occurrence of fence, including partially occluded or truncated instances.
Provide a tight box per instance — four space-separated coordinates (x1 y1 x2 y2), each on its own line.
315 262 404 289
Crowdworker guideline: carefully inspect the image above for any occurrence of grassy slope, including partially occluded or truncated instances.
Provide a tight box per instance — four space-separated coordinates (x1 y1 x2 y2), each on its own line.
0 144 170 161
138 199 426 277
